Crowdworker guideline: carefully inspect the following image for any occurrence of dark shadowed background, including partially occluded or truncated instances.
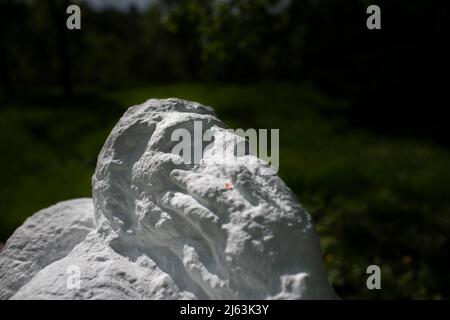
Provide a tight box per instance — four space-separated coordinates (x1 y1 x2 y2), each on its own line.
0 0 449 299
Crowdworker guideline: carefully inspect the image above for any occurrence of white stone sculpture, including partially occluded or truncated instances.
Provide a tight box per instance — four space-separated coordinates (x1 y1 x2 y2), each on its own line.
0 98 336 300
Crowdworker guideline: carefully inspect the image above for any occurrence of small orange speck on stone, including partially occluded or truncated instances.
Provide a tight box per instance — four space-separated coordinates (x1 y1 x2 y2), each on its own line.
224 182 233 190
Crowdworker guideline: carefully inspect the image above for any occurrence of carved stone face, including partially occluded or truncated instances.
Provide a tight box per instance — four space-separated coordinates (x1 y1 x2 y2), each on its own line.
93 98 336 299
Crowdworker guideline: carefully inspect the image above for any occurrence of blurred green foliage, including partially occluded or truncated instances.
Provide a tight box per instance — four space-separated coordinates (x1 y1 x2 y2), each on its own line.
0 0 449 300
1 0 448 141
1 83 449 299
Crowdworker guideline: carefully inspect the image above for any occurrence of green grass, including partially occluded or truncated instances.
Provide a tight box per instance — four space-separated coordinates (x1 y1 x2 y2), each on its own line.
1 83 449 299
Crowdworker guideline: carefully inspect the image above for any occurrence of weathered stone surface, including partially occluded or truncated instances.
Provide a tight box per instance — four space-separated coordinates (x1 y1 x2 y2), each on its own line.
0 98 336 299
0 199 93 299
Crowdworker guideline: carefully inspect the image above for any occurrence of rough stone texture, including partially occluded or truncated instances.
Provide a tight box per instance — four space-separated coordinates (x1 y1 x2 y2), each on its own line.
0 199 93 299
0 98 336 299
